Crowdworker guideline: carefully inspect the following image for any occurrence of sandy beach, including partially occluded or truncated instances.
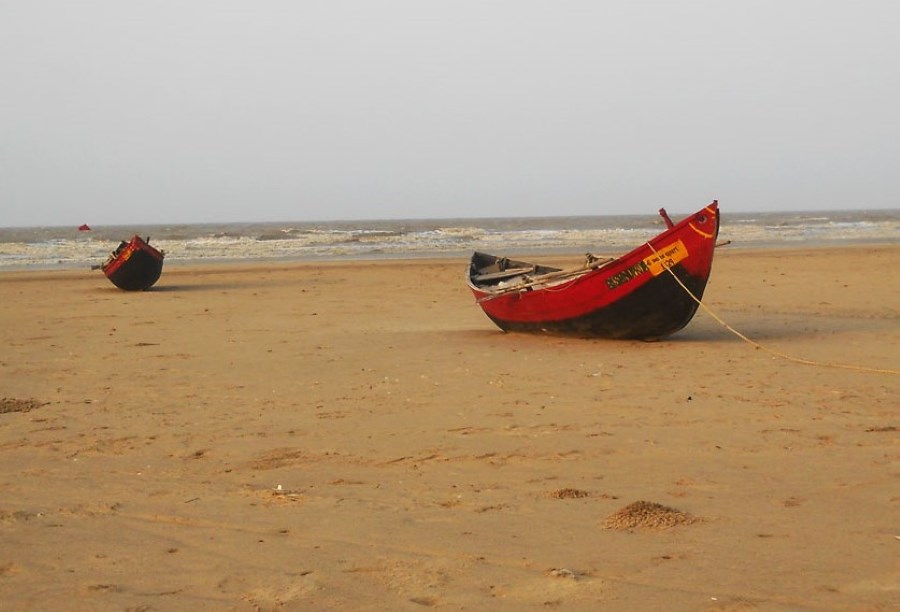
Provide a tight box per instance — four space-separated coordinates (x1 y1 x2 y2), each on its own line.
0 244 897 610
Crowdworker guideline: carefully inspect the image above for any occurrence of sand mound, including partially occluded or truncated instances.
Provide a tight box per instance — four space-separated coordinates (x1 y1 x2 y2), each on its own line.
603 500 700 530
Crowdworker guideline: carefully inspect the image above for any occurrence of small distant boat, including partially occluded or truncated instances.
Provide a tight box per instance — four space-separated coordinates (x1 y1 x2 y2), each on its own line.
97 235 165 291
467 201 720 340
78 224 91 231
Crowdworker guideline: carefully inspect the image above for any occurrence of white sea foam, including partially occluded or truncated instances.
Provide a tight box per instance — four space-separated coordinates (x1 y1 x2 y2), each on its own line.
0 209 896 270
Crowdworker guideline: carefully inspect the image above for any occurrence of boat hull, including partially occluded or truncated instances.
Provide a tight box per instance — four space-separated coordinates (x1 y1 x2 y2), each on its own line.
468 202 720 340
101 235 165 291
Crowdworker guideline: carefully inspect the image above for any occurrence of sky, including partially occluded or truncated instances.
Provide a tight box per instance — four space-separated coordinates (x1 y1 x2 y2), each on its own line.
1 1 899 226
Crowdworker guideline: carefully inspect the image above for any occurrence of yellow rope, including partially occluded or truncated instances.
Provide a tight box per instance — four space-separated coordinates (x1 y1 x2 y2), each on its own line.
647 243 900 376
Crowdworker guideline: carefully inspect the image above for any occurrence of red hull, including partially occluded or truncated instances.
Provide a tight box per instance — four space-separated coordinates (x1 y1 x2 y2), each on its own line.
468 202 720 339
100 235 165 291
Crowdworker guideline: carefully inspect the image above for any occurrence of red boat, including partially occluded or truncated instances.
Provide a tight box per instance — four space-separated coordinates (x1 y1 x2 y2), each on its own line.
467 201 720 339
99 235 165 291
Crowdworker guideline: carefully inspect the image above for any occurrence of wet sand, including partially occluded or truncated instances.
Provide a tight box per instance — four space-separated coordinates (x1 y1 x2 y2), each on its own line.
1 245 898 610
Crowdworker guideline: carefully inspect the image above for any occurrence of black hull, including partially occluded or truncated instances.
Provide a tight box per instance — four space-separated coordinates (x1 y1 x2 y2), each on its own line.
485 265 708 339
106 252 164 291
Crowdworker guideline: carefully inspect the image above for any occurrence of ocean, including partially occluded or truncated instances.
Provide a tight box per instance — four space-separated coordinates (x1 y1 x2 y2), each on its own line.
1 208 897 270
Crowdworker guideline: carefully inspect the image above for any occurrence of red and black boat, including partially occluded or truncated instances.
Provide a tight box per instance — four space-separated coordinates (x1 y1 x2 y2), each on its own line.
99 235 165 291
467 201 720 340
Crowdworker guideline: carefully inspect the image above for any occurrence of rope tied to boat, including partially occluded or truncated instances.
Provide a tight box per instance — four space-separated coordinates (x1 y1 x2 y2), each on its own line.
646 242 900 376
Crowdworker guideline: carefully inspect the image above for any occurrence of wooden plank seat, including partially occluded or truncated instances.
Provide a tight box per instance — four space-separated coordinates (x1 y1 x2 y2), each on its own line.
471 266 536 282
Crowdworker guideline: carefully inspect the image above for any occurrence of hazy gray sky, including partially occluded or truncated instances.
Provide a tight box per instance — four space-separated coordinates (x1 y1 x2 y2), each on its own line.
2 1 898 226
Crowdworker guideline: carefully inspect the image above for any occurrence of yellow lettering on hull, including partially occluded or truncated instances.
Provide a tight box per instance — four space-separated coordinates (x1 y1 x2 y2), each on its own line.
643 240 688 276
